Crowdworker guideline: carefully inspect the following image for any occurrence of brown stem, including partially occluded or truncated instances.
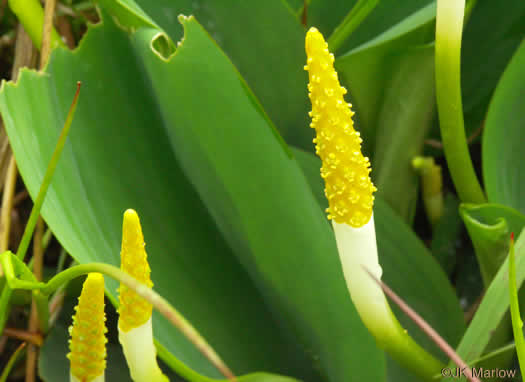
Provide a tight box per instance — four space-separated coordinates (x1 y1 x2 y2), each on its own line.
40 0 57 69
0 155 17 255
3 328 43 346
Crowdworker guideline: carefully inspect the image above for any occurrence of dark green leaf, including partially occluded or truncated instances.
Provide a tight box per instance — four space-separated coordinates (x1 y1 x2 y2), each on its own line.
372 44 435 223
334 3 435 154
98 0 312 149
483 39 525 215
307 0 434 54
461 0 525 136
430 194 461 276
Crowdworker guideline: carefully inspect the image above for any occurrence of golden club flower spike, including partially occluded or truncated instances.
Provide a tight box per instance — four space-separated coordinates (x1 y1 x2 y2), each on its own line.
68 273 107 382
305 29 376 228
305 27 443 379
118 209 168 382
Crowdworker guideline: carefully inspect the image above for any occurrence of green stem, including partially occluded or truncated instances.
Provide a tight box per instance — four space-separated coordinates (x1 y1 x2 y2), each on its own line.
509 233 525 375
8 0 64 51
435 0 485 204
327 0 379 53
0 285 13 334
16 82 81 261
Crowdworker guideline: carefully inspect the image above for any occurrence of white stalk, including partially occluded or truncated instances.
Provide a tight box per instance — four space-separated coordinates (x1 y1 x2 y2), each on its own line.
119 317 168 382
332 215 399 339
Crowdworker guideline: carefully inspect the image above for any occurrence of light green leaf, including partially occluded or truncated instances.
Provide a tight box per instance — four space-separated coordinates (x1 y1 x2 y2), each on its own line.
0 14 310 380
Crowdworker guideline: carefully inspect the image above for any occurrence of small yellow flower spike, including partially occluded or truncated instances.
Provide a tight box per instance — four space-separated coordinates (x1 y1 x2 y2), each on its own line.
304 27 376 228
118 209 154 332
118 209 168 382
68 273 107 382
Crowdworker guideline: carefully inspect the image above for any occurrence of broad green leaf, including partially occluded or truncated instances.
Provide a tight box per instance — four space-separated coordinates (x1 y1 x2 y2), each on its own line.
131 18 385 382
483 39 525 216
460 203 525 285
292 147 466 380
372 44 435 223
0 15 311 380
98 0 311 149
451 229 525 378
334 3 435 155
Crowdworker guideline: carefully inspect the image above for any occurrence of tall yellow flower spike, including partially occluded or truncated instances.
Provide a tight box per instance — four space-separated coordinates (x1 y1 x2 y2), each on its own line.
304 27 444 380
118 209 168 382
68 273 107 382
118 209 153 332
304 27 376 228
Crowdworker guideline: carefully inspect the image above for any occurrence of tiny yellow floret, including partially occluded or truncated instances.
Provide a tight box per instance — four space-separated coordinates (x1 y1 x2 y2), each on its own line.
304 27 376 228
118 209 154 332
68 273 107 381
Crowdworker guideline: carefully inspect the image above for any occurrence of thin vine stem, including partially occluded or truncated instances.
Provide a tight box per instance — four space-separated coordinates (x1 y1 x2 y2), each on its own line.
16 82 81 261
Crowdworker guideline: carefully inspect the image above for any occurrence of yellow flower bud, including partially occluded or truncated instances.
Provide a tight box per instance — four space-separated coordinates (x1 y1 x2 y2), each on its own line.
117 209 168 382
118 209 153 332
